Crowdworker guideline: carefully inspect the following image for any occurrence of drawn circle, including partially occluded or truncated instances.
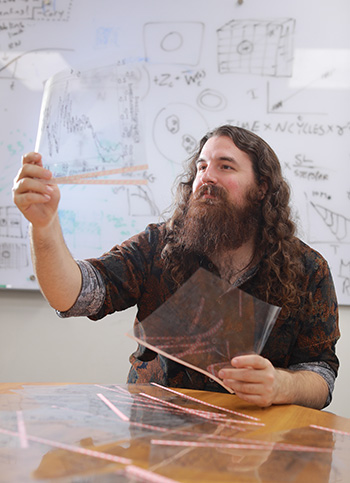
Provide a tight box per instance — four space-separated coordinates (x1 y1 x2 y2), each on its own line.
237 40 254 55
1 249 10 259
160 31 183 52
153 103 208 164
197 89 227 112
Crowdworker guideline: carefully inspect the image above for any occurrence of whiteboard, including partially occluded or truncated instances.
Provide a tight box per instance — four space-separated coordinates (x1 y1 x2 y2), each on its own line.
0 0 349 305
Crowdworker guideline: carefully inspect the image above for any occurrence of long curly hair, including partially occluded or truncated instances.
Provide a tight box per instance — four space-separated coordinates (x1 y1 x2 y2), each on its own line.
161 125 306 313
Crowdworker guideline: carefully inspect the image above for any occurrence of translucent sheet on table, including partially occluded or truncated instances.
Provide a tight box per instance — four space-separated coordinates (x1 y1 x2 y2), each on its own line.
148 425 350 482
148 441 332 483
0 383 254 435
245 424 350 450
0 383 254 482
127 268 281 393
0 384 228 448
3 383 348 482
246 424 350 482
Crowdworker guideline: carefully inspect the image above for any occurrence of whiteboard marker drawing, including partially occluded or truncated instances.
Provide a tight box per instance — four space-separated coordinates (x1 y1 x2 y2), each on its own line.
217 18 295 77
144 22 204 66
0 243 28 270
310 202 349 242
0 206 25 238
339 260 350 296
153 103 208 164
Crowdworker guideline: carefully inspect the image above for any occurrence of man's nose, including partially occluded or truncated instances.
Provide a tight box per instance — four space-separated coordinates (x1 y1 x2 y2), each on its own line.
201 165 217 184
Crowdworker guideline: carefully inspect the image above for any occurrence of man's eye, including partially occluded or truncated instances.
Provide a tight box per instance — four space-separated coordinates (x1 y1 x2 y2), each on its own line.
222 164 233 170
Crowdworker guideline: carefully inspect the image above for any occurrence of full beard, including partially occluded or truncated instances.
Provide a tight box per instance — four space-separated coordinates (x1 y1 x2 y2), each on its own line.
178 184 262 256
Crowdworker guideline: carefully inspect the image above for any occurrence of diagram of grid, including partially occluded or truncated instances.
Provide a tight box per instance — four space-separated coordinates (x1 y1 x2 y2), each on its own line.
0 243 28 269
217 18 295 77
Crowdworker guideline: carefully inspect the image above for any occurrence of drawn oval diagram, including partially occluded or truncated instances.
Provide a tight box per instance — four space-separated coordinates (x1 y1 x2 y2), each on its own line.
1 248 10 259
160 31 183 52
237 39 254 55
197 89 227 111
153 103 208 164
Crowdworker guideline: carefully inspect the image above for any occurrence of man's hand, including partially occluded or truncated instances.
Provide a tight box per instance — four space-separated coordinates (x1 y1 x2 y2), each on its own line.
12 152 82 312
12 152 60 228
218 354 329 409
218 354 280 407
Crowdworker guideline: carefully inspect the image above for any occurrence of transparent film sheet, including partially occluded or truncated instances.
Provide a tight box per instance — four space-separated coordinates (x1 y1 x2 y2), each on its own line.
35 62 147 181
127 268 281 392
148 438 338 483
0 383 253 482
148 423 350 483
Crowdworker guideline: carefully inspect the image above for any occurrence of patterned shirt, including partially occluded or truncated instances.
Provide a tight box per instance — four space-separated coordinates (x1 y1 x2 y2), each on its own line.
58 223 340 406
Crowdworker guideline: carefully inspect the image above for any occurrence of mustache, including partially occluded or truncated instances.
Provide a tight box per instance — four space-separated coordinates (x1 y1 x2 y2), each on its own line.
192 184 228 201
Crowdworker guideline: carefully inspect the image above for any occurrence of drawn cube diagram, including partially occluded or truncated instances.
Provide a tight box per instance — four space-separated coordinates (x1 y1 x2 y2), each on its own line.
217 18 295 77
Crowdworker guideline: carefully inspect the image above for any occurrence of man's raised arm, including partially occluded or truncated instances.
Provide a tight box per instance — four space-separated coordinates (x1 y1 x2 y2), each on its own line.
13 152 82 311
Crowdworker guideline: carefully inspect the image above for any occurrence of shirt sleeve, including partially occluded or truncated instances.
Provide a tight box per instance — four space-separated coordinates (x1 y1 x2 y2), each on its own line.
288 361 336 407
57 223 165 322
288 254 340 377
56 260 106 319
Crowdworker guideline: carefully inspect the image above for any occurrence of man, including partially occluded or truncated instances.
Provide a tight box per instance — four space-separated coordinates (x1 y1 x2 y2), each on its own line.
13 125 339 409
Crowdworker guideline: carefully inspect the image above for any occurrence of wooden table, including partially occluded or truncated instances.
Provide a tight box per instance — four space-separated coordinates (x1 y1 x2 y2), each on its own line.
0 382 349 482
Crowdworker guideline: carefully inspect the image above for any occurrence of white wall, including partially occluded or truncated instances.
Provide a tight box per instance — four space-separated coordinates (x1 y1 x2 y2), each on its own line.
0 289 137 384
326 307 350 418
0 289 349 418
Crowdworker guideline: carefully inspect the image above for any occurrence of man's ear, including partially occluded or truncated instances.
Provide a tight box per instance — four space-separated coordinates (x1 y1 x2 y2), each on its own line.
258 178 268 200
